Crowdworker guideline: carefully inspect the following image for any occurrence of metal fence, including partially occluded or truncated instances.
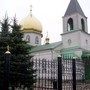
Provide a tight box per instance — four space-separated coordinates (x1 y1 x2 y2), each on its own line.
32 56 90 90
33 58 58 90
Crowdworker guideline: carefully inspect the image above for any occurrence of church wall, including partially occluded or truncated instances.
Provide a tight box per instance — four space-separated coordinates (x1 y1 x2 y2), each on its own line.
62 31 81 49
77 14 88 32
31 48 60 61
32 50 53 61
62 30 90 51
23 32 41 46
79 32 90 50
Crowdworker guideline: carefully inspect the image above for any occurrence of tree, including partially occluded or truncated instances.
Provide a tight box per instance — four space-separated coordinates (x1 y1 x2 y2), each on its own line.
0 16 36 90
0 16 10 58
10 17 36 89
0 16 11 90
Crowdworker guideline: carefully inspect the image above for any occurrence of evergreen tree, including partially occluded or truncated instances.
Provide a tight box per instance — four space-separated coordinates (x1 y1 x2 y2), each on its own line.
10 17 36 89
0 16 10 57
0 16 10 89
0 16 36 90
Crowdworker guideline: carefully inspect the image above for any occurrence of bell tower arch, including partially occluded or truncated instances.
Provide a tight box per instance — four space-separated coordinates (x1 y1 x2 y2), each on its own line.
62 0 90 51
63 0 88 34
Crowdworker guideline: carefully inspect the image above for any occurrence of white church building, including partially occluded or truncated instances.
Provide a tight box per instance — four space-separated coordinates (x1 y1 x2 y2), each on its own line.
21 0 90 60
20 0 90 89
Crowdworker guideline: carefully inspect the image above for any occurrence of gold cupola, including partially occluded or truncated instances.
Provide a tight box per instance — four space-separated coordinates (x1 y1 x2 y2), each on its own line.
21 5 42 33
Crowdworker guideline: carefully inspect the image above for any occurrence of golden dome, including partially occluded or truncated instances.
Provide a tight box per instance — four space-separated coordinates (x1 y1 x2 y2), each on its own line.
21 14 42 33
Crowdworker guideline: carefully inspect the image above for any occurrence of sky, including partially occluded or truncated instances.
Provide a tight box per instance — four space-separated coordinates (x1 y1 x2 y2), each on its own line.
0 0 90 44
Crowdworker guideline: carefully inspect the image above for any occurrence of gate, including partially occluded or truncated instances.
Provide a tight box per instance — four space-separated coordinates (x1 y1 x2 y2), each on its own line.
32 55 90 90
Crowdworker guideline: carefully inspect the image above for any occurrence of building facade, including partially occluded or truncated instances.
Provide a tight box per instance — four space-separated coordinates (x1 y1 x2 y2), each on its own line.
20 0 90 89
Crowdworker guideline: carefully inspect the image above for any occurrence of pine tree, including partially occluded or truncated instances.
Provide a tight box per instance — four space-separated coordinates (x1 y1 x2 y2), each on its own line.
9 17 36 89
0 16 10 57
0 16 36 90
0 16 11 89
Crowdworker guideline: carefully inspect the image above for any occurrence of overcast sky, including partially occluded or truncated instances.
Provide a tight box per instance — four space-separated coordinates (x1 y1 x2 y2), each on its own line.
0 0 90 44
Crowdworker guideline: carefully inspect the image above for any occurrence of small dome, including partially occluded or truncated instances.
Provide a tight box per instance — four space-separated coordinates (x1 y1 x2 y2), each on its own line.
21 14 42 33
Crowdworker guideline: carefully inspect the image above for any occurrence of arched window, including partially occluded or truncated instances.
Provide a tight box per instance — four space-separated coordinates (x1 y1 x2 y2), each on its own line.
68 39 71 45
86 39 88 44
81 18 85 31
67 18 73 31
26 35 30 42
35 36 39 44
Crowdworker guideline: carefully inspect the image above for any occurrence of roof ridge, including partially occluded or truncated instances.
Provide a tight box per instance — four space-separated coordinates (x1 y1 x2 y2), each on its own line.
30 41 62 53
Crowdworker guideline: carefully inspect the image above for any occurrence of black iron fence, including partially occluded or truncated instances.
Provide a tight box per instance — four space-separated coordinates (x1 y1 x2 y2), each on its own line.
33 58 58 90
32 56 90 90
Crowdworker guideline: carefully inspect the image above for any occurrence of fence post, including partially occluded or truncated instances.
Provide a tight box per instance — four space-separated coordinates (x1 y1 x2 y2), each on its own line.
58 55 62 90
4 46 11 90
72 57 76 90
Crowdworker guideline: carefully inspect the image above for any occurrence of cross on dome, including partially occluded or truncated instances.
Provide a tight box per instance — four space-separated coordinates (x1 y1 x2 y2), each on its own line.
30 5 32 17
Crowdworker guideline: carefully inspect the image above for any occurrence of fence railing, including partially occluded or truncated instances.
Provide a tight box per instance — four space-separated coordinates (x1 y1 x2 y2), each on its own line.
32 56 90 90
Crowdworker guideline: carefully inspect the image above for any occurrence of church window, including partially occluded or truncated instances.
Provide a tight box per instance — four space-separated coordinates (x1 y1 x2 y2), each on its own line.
86 39 88 44
68 39 71 45
26 35 30 42
81 18 85 31
67 18 73 31
35 36 39 44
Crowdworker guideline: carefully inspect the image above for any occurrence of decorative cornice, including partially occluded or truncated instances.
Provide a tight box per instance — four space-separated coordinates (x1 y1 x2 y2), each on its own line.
61 29 90 36
21 29 43 37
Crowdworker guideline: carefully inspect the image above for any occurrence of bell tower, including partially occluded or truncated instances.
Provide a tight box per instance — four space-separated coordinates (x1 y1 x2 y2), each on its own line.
63 0 87 33
62 0 90 51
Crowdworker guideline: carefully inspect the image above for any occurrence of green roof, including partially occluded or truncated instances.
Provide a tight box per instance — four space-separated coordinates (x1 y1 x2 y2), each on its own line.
30 41 62 53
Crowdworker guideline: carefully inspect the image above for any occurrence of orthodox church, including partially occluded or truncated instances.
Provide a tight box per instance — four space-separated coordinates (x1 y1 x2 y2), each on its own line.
20 0 90 89
21 0 90 60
